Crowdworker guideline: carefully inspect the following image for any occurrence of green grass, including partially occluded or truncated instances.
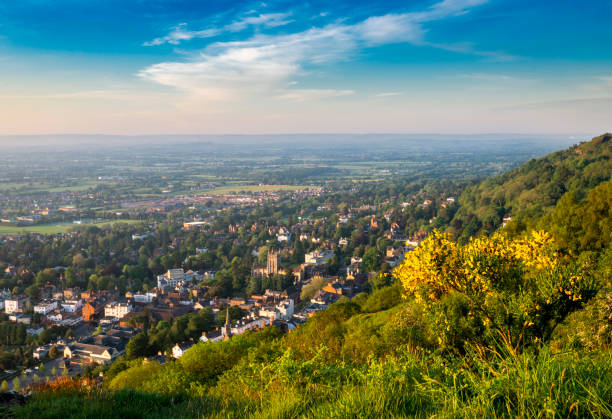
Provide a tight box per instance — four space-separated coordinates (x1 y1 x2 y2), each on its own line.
7 349 611 418
0 181 99 194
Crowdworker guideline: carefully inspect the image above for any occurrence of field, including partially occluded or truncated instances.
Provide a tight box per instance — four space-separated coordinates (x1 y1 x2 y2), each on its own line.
0 220 142 235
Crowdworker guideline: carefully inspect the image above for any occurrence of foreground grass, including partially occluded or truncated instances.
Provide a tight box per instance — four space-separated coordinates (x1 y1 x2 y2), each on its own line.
6 348 611 418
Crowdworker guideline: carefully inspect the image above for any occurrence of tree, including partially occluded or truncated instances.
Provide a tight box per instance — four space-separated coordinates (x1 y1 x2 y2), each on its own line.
51 367 57 376
39 364 46 374
300 276 329 300
0 380 8 391
125 332 149 359
25 284 40 299
12 377 20 392
362 247 380 272
49 346 59 359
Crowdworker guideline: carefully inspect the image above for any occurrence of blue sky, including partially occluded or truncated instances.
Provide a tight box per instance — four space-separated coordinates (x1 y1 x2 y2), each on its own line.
0 0 610 135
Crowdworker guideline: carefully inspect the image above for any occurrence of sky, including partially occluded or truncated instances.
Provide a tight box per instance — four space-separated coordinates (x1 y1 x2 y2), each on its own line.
0 0 610 136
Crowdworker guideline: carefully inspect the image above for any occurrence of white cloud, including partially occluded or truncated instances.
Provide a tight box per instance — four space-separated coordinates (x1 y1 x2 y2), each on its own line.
144 12 293 46
139 0 493 103
375 92 403 97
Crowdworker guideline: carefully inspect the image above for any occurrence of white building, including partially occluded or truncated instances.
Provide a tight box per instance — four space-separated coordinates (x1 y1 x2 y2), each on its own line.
104 301 133 319
4 296 30 314
156 268 202 289
258 307 280 320
133 293 155 303
172 341 195 359
277 299 295 321
61 299 83 313
304 250 334 265
34 301 58 315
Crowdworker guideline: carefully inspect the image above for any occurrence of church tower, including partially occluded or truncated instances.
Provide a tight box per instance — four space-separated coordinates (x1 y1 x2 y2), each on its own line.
222 307 232 341
266 250 280 276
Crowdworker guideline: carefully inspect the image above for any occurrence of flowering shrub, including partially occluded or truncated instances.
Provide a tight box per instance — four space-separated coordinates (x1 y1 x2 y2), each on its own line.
29 376 100 396
394 230 595 351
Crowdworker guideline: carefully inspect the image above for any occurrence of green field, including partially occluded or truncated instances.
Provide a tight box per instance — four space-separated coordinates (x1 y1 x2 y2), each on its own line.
0 180 99 194
0 220 142 235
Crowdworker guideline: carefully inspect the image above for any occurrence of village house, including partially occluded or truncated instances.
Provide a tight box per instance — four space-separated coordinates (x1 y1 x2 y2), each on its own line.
172 341 195 358
4 296 30 314
104 301 133 319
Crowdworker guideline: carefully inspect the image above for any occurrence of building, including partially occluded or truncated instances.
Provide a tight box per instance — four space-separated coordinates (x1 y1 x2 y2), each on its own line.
183 221 209 230
104 301 133 319
222 307 232 341
133 293 156 303
61 299 83 313
277 299 295 321
82 300 105 322
267 250 280 276
157 268 202 289
33 300 58 315
200 329 223 343
33 345 49 360
4 296 30 314
304 250 334 265
172 341 195 359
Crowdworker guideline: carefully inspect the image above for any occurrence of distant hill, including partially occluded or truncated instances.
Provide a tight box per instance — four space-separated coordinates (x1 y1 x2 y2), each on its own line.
450 133 612 240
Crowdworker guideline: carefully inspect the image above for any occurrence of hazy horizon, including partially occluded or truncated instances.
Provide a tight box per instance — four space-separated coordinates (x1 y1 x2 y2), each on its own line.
0 132 593 150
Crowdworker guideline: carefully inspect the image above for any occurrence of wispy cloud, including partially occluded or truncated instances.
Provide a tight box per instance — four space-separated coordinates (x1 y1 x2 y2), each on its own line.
374 92 403 97
139 0 493 103
144 12 293 46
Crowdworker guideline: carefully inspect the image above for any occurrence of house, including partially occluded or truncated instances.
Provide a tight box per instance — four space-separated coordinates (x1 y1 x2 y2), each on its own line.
157 268 202 289
63 288 81 300
304 250 334 265
133 293 155 303
322 281 344 296
199 330 222 343
64 342 120 365
61 299 83 313
277 299 294 320
33 345 49 360
82 300 105 322
104 301 133 319
172 341 196 358
64 329 132 364
4 296 30 314
33 300 58 315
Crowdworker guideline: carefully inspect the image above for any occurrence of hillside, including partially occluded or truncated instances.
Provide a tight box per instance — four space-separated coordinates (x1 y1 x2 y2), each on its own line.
3 136 612 418
450 133 612 241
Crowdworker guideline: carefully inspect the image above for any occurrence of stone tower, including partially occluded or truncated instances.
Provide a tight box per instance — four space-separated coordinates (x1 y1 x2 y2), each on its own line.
266 250 280 276
222 307 232 341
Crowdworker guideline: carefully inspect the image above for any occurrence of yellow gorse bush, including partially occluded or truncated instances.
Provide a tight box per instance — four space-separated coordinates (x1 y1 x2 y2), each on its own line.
393 229 591 349
395 230 559 302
